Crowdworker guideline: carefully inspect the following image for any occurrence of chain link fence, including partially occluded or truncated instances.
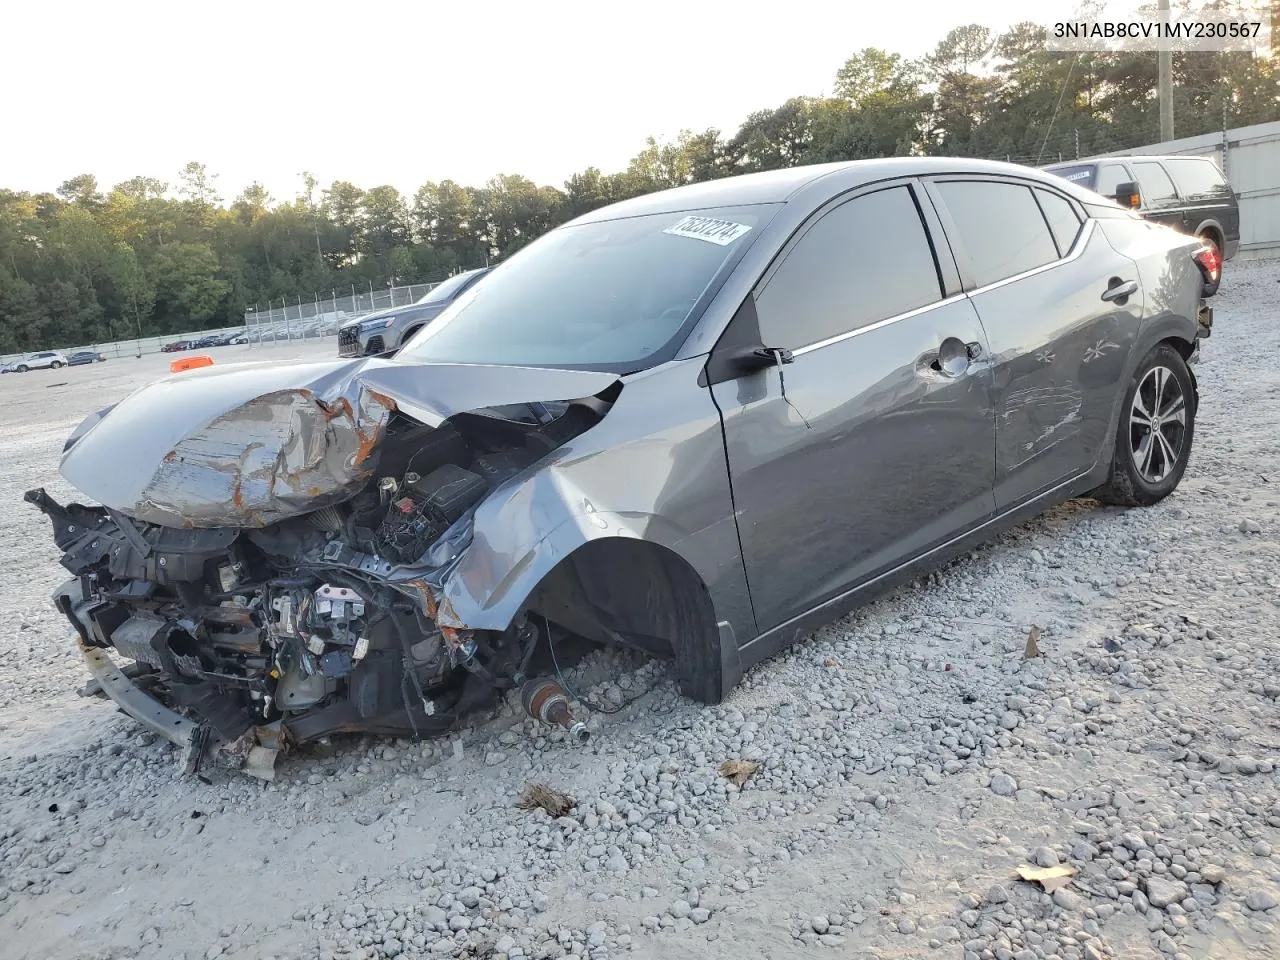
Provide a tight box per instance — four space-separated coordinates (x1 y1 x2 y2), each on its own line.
0 281 445 367
241 281 443 344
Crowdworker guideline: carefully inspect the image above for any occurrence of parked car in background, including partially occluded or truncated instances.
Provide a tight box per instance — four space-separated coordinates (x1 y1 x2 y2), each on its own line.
9 351 68 371
67 351 107 366
227 333 249 345
338 267 491 357
1043 155 1239 260
162 340 192 353
28 157 1218 778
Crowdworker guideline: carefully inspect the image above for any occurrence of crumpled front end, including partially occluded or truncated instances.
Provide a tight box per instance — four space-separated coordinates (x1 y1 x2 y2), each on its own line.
29 358 622 779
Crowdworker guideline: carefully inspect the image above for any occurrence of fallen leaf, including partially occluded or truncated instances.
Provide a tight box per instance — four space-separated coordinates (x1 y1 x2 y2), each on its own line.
515 783 576 817
717 759 761 787
1023 625 1042 660
824 656 841 668
1015 863 1076 893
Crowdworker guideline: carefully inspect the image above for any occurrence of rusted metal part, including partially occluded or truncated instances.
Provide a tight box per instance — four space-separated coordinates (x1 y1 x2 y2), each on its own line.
521 678 589 743
421 586 464 645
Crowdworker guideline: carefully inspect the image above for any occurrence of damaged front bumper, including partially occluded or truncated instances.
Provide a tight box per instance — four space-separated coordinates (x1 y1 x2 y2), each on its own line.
30 356 623 780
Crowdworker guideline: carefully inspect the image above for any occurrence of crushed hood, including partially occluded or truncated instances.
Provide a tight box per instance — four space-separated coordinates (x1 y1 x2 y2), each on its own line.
59 356 620 529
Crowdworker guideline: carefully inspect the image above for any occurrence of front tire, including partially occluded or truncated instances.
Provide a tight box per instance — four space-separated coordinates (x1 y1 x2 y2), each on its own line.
1093 343 1195 507
15 365 27 373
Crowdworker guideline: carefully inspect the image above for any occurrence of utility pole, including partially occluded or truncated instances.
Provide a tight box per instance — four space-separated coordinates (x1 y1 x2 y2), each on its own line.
1158 0 1174 142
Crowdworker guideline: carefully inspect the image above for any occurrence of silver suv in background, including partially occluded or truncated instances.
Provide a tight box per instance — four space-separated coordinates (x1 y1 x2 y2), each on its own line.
6 351 68 372
337 268 491 357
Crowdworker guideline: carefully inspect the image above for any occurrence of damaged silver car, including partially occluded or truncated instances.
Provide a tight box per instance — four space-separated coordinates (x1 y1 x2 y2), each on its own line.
29 157 1217 778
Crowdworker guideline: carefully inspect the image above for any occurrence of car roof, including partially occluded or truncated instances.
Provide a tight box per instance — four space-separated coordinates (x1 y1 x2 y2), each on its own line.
569 157 1091 224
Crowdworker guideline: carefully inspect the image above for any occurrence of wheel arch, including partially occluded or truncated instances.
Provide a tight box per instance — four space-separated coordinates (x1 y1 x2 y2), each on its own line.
1191 219 1224 251
434 513 740 704
1090 319 1198 485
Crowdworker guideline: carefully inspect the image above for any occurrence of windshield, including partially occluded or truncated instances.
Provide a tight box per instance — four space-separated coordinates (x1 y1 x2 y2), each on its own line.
396 204 775 372
416 270 481 305
1046 164 1096 189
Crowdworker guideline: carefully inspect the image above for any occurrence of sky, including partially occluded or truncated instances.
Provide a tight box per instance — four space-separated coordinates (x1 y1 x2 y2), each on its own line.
2 0 1082 204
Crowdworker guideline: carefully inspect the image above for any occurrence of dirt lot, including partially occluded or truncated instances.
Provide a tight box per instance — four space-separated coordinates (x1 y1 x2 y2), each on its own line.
2 266 1279 960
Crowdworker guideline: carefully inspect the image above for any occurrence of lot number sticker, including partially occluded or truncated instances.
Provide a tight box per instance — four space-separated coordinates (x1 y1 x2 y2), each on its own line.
663 216 752 246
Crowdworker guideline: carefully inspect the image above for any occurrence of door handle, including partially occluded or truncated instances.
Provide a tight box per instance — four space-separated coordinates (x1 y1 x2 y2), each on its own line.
1101 278 1138 302
929 336 974 378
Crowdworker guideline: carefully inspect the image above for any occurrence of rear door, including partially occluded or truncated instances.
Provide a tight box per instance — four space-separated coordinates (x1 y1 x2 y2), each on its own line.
925 176 1143 510
709 180 996 633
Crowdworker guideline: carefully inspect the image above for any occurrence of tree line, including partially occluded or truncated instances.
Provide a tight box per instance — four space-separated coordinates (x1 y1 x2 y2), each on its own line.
2 12 1277 352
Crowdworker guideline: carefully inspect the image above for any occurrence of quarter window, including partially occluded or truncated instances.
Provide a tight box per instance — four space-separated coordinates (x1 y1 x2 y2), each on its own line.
1164 158 1231 200
755 186 943 350
1034 189 1084 257
935 180 1060 288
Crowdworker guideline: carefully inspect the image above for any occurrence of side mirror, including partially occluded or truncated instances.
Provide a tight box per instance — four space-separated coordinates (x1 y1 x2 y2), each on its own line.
1113 181 1141 209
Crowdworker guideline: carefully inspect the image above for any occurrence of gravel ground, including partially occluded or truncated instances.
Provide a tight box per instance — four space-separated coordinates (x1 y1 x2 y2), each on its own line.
1 265 1279 960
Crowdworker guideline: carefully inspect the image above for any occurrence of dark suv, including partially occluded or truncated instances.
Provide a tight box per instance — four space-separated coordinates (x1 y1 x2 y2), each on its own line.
337 268 491 358
1043 155 1239 260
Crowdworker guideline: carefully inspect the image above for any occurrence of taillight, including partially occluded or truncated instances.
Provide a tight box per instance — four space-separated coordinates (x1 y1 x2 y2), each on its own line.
1193 245 1222 297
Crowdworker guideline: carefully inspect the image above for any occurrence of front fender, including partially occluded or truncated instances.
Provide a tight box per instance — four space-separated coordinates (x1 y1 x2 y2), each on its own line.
434 468 736 632
430 357 754 640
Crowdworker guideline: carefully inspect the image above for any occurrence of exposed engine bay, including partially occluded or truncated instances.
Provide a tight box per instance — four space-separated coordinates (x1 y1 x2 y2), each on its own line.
27 382 614 779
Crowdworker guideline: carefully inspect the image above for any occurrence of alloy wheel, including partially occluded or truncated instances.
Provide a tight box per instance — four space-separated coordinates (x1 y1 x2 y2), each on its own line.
1129 365 1187 483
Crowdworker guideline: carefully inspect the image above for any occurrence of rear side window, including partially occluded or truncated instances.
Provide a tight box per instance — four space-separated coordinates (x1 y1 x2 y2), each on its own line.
934 180 1060 288
1034 189 1084 257
1131 161 1178 204
755 185 942 350
1096 164 1131 198
1164 158 1231 200
1048 165 1096 188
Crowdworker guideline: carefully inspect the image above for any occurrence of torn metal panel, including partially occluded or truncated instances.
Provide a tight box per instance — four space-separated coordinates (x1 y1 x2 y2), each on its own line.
353 360 621 429
60 358 382 528
58 355 622 529
133 385 396 528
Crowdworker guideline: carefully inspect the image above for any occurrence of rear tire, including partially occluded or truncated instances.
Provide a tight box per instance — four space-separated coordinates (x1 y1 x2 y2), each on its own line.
50 361 62 369
1092 343 1195 507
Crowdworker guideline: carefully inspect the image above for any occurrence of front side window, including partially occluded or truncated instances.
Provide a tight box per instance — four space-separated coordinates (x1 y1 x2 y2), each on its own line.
755 186 943 351
416 270 482 306
1096 164 1132 198
397 204 776 372
1131 162 1179 204
935 180 1060 288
